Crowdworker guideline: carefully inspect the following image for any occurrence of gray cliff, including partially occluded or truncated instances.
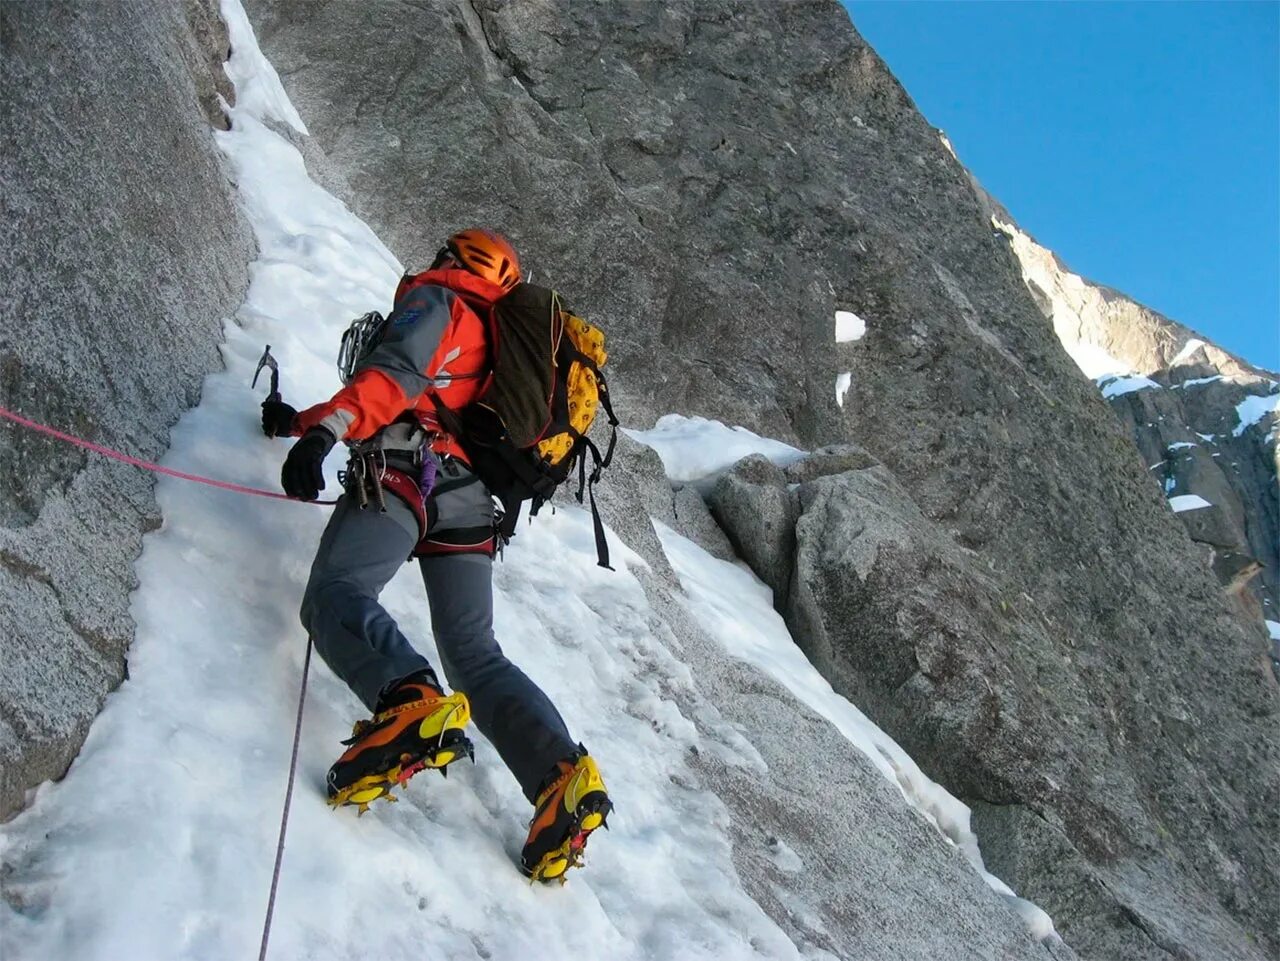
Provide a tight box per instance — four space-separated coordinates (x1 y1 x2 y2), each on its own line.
0 1 1274 959
240 2 1277 959
0 1 253 818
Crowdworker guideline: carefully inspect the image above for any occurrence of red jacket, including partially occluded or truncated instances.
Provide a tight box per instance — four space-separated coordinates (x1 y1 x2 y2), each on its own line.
294 267 501 462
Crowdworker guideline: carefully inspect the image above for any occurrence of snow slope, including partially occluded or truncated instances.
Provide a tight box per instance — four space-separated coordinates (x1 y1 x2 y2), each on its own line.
623 415 806 485
0 6 1055 959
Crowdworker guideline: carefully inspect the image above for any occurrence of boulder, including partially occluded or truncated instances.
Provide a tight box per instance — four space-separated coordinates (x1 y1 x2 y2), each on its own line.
707 455 798 606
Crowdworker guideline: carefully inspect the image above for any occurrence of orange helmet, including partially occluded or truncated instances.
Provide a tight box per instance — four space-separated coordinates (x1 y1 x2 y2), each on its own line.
443 228 522 292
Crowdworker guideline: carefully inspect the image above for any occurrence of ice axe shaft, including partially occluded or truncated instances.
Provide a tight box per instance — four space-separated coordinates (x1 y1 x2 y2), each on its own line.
253 345 281 402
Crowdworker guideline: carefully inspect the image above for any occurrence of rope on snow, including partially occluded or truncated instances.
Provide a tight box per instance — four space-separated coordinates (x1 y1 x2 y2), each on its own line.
258 638 313 961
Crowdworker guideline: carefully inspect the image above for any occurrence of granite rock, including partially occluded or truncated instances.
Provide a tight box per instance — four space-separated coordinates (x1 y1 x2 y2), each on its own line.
0 0 253 819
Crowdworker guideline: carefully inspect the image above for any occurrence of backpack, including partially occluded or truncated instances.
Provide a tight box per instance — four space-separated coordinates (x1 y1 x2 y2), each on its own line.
434 282 618 569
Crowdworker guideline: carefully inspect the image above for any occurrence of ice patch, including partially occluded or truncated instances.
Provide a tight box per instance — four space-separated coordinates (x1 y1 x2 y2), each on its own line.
219 0 308 134
623 414 806 485
1072 342 1135 380
766 837 804 874
1231 393 1280 437
835 310 867 343
1098 374 1161 399
1267 620 1280 641
836 372 852 408
1167 442 1196 451
1169 494 1213 513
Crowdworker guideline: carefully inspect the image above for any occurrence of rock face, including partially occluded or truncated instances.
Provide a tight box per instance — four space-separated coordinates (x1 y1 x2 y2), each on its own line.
0 0 1259 957
996 217 1279 622
630 565 1079 961
1106 377 1278 613
715 453 1275 959
707 454 798 604
0 0 253 819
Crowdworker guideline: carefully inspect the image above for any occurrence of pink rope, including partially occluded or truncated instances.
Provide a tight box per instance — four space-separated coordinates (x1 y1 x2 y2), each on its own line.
0 404 337 506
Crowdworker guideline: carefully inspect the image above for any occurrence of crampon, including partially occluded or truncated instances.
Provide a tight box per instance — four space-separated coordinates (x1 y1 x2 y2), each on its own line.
520 752 612 884
326 685 474 815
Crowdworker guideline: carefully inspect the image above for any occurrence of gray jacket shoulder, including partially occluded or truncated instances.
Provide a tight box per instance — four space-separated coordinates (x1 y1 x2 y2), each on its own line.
358 284 457 400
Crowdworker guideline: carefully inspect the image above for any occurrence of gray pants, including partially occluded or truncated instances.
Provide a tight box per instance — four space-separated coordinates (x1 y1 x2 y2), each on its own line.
300 458 577 801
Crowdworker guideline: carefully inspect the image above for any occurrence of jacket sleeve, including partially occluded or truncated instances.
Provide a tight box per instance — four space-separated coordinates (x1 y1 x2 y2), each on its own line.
294 285 457 442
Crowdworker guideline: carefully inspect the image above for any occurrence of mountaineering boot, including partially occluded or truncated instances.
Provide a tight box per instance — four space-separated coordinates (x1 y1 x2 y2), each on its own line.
520 749 612 883
327 670 474 814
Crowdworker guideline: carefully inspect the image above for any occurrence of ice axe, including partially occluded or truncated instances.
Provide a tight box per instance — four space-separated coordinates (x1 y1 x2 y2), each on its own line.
252 345 281 402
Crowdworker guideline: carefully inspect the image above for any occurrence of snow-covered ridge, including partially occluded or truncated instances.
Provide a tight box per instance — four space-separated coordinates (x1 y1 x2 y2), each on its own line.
993 217 1268 384
652 520 1056 940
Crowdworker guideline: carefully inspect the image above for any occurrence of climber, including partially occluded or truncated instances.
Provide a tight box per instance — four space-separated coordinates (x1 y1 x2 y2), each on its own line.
261 229 611 883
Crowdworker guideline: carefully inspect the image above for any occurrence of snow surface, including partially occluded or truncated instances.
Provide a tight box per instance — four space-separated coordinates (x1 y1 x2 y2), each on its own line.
1098 374 1161 399
1071 342 1133 380
1231 392 1280 437
1170 339 1206 366
1166 442 1196 451
1267 620 1280 641
1173 375 1224 389
623 415 806 485
1169 494 1213 513
0 6 1056 958
219 0 307 136
835 372 852 408
834 310 867 343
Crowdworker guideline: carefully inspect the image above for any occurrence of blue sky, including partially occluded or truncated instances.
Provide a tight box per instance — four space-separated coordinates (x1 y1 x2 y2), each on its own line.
843 1 1279 372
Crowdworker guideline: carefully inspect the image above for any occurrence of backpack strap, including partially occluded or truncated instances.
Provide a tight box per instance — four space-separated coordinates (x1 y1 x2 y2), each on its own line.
571 436 613 571
596 374 619 470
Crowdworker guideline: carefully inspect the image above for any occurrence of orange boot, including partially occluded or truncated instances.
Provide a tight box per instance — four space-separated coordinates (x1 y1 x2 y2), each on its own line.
520 750 612 882
327 673 473 814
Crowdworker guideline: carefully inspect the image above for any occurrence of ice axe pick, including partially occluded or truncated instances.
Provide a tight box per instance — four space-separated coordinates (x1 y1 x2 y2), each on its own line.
252 345 281 403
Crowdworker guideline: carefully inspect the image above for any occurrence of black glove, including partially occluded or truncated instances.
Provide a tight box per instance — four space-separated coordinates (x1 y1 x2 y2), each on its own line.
261 398 299 438
282 428 336 500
